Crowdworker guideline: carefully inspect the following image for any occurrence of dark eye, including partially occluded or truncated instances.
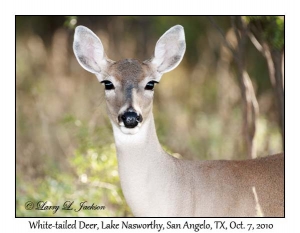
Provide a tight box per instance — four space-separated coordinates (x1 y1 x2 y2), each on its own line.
101 80 115 90
145 81 158 91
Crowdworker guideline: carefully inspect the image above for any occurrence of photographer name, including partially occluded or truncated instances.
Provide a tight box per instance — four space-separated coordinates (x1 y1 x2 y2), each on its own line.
31 201 105 214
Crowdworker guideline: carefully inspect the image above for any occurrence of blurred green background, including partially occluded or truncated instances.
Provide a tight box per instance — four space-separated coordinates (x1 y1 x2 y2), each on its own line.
16 16 284 217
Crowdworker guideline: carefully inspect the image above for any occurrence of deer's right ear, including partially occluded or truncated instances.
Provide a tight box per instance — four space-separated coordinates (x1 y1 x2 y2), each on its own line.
73 26 109 76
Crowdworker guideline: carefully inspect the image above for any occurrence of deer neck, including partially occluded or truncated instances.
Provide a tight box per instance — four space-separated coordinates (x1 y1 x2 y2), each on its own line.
111 112 176 216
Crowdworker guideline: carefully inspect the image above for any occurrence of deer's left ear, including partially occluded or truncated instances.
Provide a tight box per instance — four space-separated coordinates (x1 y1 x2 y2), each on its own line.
149 25 186 74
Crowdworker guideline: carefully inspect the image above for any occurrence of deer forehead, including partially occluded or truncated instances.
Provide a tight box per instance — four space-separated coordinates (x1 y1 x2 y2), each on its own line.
109 59 151 85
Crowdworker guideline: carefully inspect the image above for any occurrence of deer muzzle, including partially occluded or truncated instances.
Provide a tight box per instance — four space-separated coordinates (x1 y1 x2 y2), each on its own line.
119 109 143 128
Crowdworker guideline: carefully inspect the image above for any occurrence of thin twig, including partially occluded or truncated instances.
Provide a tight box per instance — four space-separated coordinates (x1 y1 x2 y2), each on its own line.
231 16 241 44
207 16 237 57
248 31 264 54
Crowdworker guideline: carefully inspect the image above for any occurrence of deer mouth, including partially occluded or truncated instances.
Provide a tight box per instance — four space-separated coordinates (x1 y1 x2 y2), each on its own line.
119 124 141 135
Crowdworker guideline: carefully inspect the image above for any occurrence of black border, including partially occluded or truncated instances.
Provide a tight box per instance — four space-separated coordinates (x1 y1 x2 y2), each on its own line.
15 15 285 219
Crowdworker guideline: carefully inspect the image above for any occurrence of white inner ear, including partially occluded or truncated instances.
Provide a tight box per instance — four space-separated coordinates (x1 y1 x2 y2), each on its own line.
73 26 107 74
151 25 186 74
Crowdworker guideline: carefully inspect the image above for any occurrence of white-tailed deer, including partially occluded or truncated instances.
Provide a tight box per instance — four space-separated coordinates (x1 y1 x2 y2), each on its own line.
73 25 284 217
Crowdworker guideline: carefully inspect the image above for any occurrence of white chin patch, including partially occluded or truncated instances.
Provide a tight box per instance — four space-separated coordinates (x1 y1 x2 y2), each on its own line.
119 126 140 135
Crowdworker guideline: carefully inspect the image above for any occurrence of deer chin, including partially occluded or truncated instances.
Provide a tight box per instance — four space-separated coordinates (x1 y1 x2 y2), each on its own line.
119 126 140 135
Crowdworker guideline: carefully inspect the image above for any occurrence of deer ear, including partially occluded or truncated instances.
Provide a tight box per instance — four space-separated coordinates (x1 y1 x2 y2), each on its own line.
150 25 186 74
73 26 109 75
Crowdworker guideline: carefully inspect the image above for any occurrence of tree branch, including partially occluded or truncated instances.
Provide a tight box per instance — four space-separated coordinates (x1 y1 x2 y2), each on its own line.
248 31 264 54
207 16 238 60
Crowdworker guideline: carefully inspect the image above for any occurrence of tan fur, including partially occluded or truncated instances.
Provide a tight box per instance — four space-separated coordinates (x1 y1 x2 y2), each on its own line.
110 59 147 82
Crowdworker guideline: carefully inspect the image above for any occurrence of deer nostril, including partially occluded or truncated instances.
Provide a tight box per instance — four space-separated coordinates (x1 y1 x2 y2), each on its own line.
121 114 126 121
136 114 143 123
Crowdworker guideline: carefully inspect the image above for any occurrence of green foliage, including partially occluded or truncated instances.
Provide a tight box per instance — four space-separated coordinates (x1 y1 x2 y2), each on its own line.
245 16 284 50
64 16 78 30
17 116 131 217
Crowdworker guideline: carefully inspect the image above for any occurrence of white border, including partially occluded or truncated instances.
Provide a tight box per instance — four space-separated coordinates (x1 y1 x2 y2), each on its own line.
2 1 299 232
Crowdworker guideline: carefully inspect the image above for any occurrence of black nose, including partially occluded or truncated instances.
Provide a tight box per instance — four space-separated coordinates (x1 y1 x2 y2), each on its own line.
119 110 142 128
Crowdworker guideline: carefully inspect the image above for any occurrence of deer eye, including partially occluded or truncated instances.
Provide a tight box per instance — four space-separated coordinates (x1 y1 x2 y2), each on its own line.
101 80 115 90
145 81 158 91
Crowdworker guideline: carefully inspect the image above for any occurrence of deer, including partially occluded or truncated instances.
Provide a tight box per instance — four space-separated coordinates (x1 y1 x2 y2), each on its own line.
73 25 284 217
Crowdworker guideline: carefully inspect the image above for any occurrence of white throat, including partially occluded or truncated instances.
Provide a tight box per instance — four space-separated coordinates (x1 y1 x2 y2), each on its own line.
110 113 176 216
111 113 161 150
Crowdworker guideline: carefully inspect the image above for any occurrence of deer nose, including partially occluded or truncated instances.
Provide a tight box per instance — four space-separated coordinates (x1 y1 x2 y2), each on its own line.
119 109 143 128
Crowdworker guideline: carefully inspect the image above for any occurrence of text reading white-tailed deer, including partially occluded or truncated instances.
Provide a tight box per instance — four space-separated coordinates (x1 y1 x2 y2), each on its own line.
73 25 284 217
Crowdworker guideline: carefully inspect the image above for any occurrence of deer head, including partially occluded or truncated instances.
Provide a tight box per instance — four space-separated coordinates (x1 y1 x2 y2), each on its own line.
73 25 186 135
